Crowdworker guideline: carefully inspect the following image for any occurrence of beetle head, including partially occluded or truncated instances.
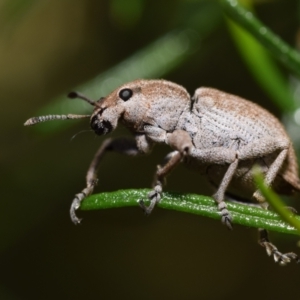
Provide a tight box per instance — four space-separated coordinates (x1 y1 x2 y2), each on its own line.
24 79 190 135
90 79 190 136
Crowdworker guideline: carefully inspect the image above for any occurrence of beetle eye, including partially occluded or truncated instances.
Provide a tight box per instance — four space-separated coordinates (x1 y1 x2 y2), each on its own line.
119 88 133 101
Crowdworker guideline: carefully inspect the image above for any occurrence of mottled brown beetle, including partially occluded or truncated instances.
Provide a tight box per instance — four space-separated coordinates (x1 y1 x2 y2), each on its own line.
25 79 300 265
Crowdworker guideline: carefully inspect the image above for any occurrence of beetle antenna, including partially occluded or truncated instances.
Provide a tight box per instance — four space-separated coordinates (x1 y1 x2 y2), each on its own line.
24 114 90 126
68 91 97 106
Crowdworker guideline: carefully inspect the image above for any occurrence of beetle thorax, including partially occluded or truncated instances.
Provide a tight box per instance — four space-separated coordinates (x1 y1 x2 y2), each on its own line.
120 80 191 132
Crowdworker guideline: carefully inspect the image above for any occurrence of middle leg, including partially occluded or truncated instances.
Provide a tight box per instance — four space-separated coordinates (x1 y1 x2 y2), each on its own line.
139 151 182 214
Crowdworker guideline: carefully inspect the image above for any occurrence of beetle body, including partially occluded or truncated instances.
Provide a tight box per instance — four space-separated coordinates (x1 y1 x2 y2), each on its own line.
91 79 300 199
25 79 300 265
184 87 300 199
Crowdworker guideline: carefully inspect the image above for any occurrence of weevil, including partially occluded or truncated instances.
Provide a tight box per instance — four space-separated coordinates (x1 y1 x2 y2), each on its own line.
25 79 300 265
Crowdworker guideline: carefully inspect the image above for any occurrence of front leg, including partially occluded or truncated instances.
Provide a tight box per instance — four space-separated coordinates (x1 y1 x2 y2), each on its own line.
139 128 193 214
70 136 151 224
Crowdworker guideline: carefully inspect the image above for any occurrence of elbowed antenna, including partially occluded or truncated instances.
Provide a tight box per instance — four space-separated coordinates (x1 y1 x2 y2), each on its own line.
68 91 99 106
24 91 100 126
24 114 90 126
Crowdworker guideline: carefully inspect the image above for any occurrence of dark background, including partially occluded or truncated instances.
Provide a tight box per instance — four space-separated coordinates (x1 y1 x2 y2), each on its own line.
1 0 300 299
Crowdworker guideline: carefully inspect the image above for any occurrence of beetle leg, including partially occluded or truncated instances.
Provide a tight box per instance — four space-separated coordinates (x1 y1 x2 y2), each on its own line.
188 145 238 228
258 228 299 265
139 151 182 214
237 140 299 264
139 129 193 214
236 137 289 206
213 157 239 230
70 137 142 224
252 148 289 206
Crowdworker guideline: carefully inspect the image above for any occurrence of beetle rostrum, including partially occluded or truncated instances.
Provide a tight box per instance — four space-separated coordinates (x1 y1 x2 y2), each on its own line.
24 79 300 266
90 114 113 135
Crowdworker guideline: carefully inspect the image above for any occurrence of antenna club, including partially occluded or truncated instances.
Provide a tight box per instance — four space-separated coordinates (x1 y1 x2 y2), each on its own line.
68 91 79 99
67 91 96 106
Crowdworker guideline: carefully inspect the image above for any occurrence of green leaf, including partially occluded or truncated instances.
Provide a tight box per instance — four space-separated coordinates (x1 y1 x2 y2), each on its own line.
220 0 300 78
80 189 300 236
253 167 300 234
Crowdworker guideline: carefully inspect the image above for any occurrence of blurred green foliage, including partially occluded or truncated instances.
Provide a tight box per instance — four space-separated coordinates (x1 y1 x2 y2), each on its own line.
1 0 300 299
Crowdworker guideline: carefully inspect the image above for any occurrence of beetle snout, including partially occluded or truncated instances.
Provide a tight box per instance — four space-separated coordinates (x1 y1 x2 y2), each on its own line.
90 115 113 135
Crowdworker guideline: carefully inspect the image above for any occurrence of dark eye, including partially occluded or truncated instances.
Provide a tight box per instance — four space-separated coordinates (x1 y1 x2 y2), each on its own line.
119 88 133 101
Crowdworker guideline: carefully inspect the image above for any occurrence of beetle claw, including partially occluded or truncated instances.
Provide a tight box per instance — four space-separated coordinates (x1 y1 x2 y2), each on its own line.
70 198 82 225
222 215 233 230
217 202 233 230
139 188 162 215
260 241 299 265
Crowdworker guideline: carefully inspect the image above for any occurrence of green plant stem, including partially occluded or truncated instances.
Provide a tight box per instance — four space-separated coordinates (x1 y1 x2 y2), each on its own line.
80 189 300 236
253 169 300 234
226 16 295 112
220 0 300 78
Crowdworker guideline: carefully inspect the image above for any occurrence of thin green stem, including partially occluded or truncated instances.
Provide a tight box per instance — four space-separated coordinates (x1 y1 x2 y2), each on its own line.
80 189 300 236
253 168 300 234
226 16 295 112
220 0 300 78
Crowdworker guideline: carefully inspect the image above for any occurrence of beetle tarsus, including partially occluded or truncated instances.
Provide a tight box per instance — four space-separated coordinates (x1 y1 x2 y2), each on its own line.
70 198 82 225
139 188 162 215
70 190 89 224
217 201 233 230
222 215 233 230
260 241 299 266
139 199 154 215
258 228 299 265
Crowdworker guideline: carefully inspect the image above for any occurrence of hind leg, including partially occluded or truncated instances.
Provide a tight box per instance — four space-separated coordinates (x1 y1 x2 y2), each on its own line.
70 137 145 224
252 149 289 207
236 137 289 206
258 228 299 265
